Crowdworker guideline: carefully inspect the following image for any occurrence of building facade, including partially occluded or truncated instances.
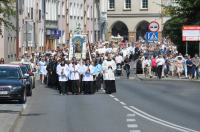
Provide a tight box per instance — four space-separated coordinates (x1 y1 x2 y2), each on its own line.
18 0 45 55
98 0 108 41
0 14 16 62
45 0 59 50
107 0 172 42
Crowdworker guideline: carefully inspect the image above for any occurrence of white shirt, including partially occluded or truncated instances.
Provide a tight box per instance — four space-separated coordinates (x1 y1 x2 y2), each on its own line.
156 58 165 66
102 59 116 80
69 63 80 80
82 65 94 81
115 55 123 64
56 64 69 81
143 59 151 67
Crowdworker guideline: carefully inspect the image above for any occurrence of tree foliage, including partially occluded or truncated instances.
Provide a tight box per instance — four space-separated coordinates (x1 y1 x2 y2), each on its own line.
0 0 16 32
163 0 200 50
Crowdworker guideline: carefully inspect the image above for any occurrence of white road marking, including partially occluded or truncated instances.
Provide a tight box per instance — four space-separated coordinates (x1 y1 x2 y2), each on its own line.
124 106 199 132
127 119 136 122
114 98 120 102
130 106 199 132
127 124 138 128
127 114 136 117
129 130 141 132
120 101 126 105
109 95 115 98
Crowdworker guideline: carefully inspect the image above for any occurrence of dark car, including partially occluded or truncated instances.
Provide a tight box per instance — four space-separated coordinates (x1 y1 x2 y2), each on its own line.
11 62 36 89
0 64 27 103
18 64 33 96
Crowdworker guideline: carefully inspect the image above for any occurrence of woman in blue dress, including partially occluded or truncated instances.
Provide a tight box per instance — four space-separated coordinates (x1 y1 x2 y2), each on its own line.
186 55 194 79
93 60 103 92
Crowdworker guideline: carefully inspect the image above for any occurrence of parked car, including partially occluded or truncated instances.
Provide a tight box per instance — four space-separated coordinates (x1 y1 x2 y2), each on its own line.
11 62 36 88
10 63 33 96
0 64 27 103
20 62 36 88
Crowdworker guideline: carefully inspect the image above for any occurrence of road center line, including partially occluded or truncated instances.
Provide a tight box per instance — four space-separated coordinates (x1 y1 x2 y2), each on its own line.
127 119 136 122
120 101 126 105
113 98 120 102
124 106 199 132
127 114 136 117
129 130 141 132
129 106 199 132
109 95 115 98
127 124 138 128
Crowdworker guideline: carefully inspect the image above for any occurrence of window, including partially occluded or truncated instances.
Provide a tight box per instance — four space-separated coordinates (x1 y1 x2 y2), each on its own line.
39 10 41 21
62 2 65 16
108 0 115 10
141 0 148 9
171 0 178 6
124 0 131 9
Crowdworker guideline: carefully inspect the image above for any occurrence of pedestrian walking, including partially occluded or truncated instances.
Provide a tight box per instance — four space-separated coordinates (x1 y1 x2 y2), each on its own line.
93 59 103 92
156 55 165 79
38 57 47 84
192 54 200 79
82 59 95 94
186 55 194 80
124 55 131 79
102 53 117 94
0 58 5 64
69 58 80 95
56 60 69 95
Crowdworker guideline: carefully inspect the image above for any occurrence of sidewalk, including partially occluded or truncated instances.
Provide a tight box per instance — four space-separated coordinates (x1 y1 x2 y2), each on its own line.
136 74 200 82
0 103 24 132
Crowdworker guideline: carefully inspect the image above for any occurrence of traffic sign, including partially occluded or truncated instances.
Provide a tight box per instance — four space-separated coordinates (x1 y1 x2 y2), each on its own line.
145 32 158 42
148 21 159 32
182 26 200 41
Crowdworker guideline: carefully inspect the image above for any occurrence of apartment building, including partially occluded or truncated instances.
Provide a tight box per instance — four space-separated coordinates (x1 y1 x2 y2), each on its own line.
0 14 16 62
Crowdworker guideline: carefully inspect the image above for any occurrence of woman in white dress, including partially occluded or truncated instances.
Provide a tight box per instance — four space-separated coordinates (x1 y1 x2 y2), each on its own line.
176 57 183 78
38 57 47 84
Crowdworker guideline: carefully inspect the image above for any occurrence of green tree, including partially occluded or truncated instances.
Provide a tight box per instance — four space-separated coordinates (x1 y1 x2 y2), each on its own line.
163 0 200 53
0 0 15 32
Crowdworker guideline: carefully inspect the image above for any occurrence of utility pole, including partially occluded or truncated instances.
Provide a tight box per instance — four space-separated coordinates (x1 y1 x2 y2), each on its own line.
16 0 19 60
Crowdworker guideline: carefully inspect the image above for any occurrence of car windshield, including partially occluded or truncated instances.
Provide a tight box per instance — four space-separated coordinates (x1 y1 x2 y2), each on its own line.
20 66 28 74
0 67 20 79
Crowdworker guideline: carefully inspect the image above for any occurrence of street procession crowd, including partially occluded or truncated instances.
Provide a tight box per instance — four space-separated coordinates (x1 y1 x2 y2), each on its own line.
12 38 200 95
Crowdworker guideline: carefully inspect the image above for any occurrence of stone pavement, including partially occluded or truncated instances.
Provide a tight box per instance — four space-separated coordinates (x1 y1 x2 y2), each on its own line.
0 101 24 132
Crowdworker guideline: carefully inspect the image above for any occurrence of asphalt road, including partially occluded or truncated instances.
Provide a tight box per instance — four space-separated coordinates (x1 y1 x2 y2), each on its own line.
15 80 200 132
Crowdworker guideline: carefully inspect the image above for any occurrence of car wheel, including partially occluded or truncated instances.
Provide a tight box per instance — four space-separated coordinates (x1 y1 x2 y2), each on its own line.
27 86 32 96
19 89 27 104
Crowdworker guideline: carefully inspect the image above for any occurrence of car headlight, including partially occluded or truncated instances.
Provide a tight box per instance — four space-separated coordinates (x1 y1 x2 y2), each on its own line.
12 86 22 90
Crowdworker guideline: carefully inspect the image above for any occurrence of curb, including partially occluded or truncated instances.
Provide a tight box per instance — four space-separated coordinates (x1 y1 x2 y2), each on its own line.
9 106 25 132
137 76 200 82
9 94 31 132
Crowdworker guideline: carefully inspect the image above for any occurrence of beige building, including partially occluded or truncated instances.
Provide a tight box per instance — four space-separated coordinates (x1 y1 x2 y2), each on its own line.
107 0 172 42
0 15 16 63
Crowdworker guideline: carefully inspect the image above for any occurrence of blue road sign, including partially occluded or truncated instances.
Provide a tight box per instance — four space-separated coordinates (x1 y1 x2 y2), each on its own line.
145 32 158 42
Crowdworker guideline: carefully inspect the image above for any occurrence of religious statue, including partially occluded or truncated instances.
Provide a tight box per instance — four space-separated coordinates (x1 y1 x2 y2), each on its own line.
75 40 81 53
